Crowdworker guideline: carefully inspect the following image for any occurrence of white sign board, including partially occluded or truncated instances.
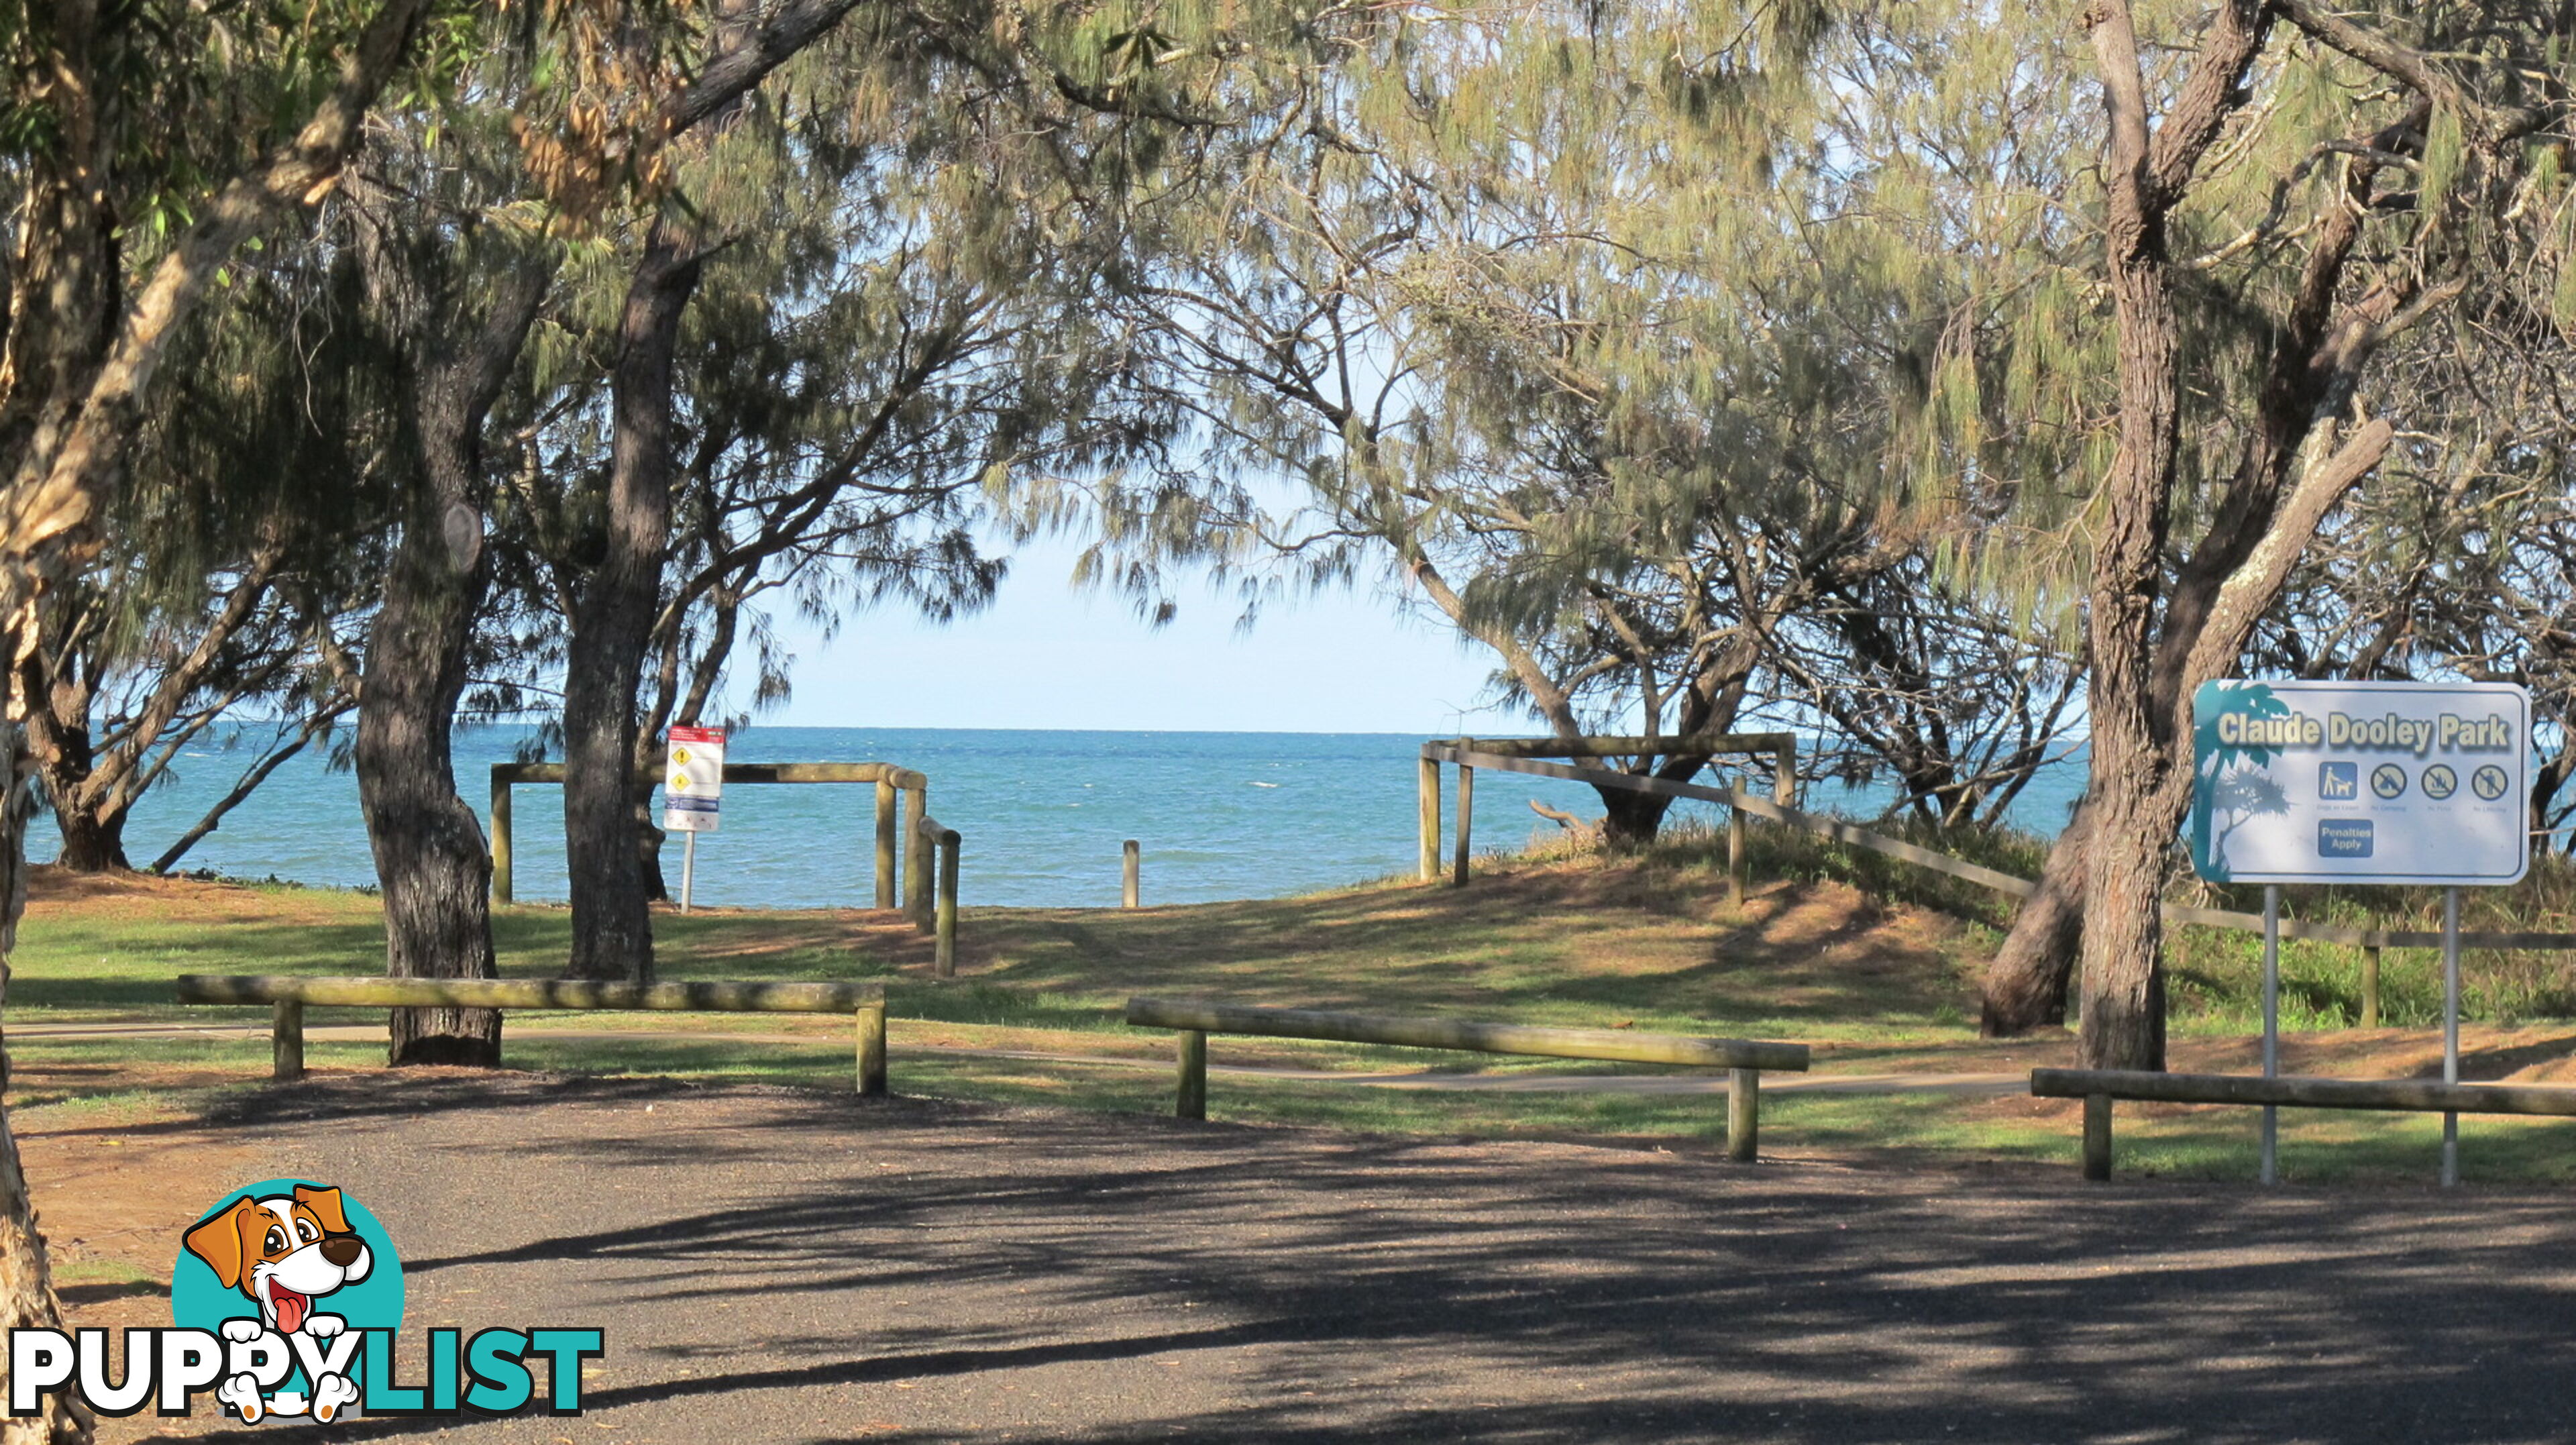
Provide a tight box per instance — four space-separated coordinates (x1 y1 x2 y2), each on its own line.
2190 680 2529 886
663 726 725 833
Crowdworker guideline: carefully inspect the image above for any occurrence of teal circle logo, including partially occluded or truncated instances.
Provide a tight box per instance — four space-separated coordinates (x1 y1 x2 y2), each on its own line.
172 1180 403 1422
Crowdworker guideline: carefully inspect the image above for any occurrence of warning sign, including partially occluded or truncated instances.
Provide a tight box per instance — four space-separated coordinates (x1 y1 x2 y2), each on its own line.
663 726 725 833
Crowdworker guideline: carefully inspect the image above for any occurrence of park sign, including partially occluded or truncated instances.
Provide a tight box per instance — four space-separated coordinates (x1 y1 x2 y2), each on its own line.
2190 680 2530 886
663 726 725 834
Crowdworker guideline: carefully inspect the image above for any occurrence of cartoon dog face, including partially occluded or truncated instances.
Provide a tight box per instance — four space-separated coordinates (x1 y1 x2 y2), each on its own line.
182 1185 371 1335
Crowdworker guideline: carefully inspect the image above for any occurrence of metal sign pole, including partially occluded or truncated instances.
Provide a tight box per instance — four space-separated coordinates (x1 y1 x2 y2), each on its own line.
682 831 699 915
2443 885 2461 1187
2261 884 2279 1184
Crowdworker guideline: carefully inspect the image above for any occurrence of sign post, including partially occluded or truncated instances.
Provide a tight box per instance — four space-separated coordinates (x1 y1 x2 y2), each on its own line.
2191 680 2528 1185
2444 887 2463 1185
663 726 726 913
2260 884 2279 1183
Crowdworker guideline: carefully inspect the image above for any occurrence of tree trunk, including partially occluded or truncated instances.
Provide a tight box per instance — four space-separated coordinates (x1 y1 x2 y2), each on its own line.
2069 0 2196 1073
0 0 430 1424
0 722 94 1445
563 221 703 982
1977 803 2091 1034
48 804 127 873
22 659 120 873
1597 789 1676 848
357 498 502 1065
636 784 669 903
350 246 550 1066
356 434 503 1067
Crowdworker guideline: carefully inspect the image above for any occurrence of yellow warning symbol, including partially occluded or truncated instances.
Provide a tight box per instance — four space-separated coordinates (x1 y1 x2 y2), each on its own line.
670 773 690 792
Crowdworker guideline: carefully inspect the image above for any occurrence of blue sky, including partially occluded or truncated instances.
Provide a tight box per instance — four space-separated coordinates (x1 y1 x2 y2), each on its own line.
761 535 1523 734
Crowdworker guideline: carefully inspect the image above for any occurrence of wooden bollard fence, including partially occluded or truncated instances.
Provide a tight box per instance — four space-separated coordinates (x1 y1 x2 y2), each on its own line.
488 774 513 905
1417 753 1442 883
1728 805 1747 911
1128 997 1807 1161
1175 1029 1208 1119
912 815 961 977
2034 1066 2576 1183
857 998 888 1096
274 1000 305 1083
1452 745 1475 887
1727 1067 1760 1161
936 830 960 977
1419 733 1796 894
903 784 930 918
181 976 890 1093
488 761 925 909
1123 839 1141 908
875 779 899 909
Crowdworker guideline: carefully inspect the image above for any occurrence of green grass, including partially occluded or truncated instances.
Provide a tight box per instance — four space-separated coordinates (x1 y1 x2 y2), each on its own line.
8 855 1988 1037
1676 811 2576 1032
15 845 2576 1188
17 1022 2570 1189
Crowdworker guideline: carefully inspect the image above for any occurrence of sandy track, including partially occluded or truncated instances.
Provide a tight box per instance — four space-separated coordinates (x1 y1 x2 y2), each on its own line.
42 1073 2575 1444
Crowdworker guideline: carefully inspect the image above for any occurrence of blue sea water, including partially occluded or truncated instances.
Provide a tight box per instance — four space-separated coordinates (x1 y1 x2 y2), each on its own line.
30 727 2087 908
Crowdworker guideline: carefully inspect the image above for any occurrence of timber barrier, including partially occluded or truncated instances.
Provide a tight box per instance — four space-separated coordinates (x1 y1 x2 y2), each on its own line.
1125 996 1809 1161
2032 1066 2576 1183
175 975 890 1092
1420 733 1795 888
913 814 961 976
489 761 937 932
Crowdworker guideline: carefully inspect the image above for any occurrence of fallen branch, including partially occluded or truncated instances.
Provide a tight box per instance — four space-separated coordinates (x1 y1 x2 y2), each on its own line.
1528 798 1603 844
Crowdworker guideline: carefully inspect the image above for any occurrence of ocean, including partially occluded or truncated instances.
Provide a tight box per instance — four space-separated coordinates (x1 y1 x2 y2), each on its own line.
32 727 2087 908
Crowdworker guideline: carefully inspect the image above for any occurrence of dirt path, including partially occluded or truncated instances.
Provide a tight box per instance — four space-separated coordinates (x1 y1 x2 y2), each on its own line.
52 1074 2576 1444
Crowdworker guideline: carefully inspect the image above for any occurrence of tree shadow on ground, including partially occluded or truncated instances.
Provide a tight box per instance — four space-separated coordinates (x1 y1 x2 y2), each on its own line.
165 1073 2576 1445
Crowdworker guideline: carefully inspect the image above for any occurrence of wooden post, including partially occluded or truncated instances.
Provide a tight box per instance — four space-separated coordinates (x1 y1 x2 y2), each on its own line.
274 1000 305 1083
1175 1029 1207 1119
1728 801 1747 911
1122 839 1141 908
1726 1068 1759 1162
856 1002 888 1095
874 780 898 910
1772 743 1796 806
935 833 959 979
489 774 513 905
904 784 930 927
2361 945 2381 1028
1452 749 1475 888
1418 753 1442 883
2082 1093 2113 1181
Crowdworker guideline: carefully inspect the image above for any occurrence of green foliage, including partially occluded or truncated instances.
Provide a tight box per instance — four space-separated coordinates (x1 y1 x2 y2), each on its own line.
0 0 470 260
1076 1 2090 822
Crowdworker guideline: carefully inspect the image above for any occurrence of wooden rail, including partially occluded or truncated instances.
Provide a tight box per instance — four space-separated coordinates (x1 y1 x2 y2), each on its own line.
175 975 889 1093
2030 1067 2576 1182
912 816 962 977
1126 996 1809 1161
488 761 929 912
1421 735 1796 889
